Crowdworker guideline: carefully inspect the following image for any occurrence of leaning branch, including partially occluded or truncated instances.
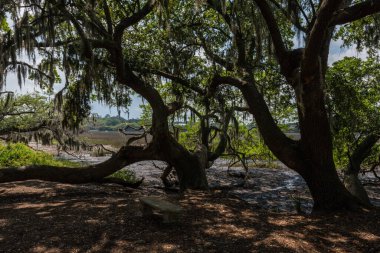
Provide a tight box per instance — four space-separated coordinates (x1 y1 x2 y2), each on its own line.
209 74 303 171
113 0 156 42
348 133 380 175
196 33 234 71
267 0 308 32
13 61 53 80
302 0 344 77
253 0 289 64
148 69 205 95
331 1 380 26
0 121 47 136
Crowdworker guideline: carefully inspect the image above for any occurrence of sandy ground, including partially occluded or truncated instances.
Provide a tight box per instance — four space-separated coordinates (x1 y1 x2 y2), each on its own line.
0 180 379 253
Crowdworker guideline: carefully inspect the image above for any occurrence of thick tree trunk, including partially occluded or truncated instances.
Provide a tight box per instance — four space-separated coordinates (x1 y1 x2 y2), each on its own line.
237 75 361 212
297 67 362 212
0 137 209 191
343 134 379 205
343 173 371 206
299 164 360 212
248 0 370 213
174 155 208 191
160 164 175 187
161 137 209 191
119 70 209 192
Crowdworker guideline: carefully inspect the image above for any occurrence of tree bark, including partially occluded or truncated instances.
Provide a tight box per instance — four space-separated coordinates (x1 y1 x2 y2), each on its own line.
343 134 379 205
160 164 175 188
299 163 360 212
296 63 361 211
343 174 371 206
178 144 209 191
156 135 209 191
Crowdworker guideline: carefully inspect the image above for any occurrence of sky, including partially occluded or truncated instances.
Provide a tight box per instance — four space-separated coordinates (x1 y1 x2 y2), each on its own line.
328 39 368 64
2 39 368 119
3 65 143 119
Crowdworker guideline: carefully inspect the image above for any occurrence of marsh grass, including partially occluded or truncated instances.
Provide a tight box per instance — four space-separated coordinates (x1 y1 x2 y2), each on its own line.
79 131 128 148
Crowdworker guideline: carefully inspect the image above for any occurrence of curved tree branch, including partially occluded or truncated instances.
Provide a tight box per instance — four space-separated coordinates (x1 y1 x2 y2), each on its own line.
302 0 344 78
331 1 380 26
253 0 289 65
148 69 206 95
0 121 48 136
347 133 380 175
0 145 155 184
209 74 303 171
113 0 156 42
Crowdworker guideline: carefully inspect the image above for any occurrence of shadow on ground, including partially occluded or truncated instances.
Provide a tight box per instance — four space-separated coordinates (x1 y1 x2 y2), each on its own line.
0 180 379 253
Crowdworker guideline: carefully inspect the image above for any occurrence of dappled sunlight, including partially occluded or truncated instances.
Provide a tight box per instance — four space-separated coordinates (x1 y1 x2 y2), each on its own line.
320 233 349 243
267 215 304 227
159 243 179 252
0 218 9 226
70 202 110 209
194 203 239 219
14 202 65 209
203 223 256 238
31 246 65 253
257 233 318 252
86 233 109 252
240 209 257 219
85 219 104 225
1 0 380 251
0 181 379 252
351 231 380 241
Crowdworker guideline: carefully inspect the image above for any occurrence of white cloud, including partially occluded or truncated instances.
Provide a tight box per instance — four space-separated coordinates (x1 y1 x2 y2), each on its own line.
328 39 369 65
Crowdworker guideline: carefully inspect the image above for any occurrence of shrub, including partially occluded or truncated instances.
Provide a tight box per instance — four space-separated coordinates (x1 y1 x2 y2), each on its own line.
107 169 139 184
0 143 79 168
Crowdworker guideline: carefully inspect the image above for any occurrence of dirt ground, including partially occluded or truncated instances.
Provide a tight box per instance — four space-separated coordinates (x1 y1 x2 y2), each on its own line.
0 180 379 253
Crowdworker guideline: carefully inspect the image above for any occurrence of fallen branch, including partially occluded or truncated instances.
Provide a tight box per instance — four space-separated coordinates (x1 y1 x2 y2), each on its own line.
0 145 154 184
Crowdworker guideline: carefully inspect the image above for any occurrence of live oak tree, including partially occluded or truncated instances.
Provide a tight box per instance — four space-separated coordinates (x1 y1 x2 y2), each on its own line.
2 0 380 212
330 6 380 203
167 0 380 211
0 0 211 190
143 0 380 210
0 1 149 182
0 92 50 137
107 0 380 211
327 57 380 205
